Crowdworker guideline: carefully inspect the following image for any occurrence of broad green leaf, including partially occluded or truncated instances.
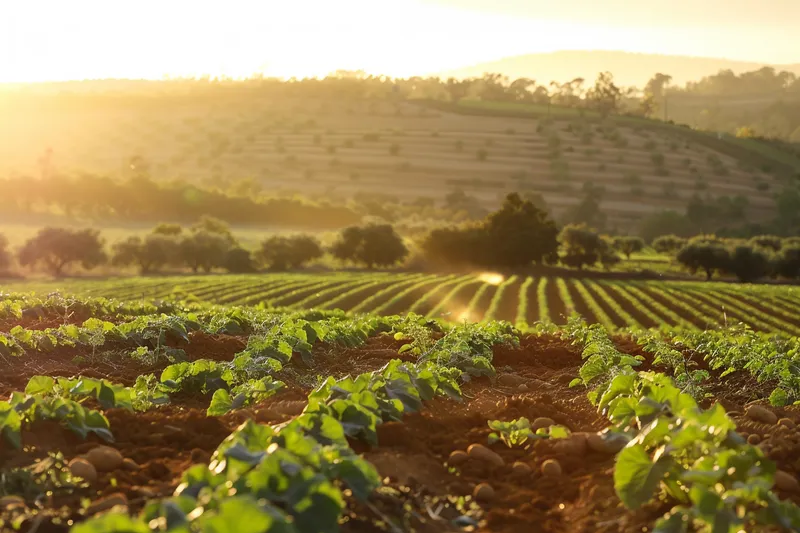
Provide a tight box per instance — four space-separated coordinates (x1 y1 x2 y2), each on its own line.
208 389 233 416
25 375 55 395
614 444 673 509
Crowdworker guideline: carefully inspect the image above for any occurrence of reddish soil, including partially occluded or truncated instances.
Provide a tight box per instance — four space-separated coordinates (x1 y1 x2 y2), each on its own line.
545 279 567 324
493 278 522 323
473 285 498 322
602 285 658 329
3 331 799 533
566 282 596 324
582 283 626 328
380 281 443 316
523 279 541 324
328 281 396 312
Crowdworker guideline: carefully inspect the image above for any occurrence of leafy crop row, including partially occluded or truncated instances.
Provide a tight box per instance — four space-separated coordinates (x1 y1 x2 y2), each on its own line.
73 318 518 532
568 321 800 531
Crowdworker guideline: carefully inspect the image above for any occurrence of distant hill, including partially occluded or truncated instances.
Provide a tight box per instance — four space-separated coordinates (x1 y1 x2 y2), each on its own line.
440 50 800 88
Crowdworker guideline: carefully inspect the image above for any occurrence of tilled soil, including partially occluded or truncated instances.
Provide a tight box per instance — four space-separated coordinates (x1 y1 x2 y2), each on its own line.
2 332 800 532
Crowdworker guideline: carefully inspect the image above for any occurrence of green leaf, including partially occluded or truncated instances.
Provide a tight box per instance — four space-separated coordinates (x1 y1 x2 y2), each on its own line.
769 388 789 407
201 497 293 533
70 512 150 533
614 444 673 509
653 509 690 533
208 389 233 416
25 376 55 395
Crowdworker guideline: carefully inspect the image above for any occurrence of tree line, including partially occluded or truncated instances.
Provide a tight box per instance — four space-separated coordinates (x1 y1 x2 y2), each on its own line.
418 194 800 282
0 216 410 277
0 172 359 229
2 199 799 282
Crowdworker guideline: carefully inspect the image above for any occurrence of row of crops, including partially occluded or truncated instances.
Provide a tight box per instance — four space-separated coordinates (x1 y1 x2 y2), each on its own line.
3 289 800 531
8 272 800 334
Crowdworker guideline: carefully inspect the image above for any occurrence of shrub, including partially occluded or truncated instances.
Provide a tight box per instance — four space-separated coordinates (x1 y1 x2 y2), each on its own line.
652 235 687 254
454 140 464 152
477 149 488 161
725 245 771 282
612 236 645 259
389 143 400 156
0 234 12 273
112 234 180 274
651 152 665 166
676 241 729 280
224 247 256 273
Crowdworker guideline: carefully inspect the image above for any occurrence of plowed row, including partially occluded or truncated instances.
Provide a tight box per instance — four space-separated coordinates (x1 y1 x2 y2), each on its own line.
10 274 800 333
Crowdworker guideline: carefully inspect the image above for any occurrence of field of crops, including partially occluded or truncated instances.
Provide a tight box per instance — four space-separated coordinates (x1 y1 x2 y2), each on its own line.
9 272 800 334
2 291 800 532
3 97 781 231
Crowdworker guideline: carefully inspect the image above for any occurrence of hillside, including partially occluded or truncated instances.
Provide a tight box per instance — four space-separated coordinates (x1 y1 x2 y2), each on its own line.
441 50 800 87
2 93 793 232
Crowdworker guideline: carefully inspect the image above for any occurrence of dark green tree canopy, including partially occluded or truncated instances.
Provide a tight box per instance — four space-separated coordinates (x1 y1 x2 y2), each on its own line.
558 224 605 270
612 236 645 259
257 235 323 271
18 227 106 276
331 224 408 268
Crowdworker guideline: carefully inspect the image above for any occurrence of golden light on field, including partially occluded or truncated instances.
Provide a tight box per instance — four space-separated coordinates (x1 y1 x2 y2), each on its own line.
3 0 797 83
477 272 505 286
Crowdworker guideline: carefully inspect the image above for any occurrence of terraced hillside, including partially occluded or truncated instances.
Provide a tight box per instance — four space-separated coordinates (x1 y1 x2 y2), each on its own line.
9 273 800 334
2 98 788 230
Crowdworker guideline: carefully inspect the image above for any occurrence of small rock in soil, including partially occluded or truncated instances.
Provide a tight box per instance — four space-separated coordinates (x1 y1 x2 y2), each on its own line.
587 431 628 454
778 418 796 429
133 486 158 498
541 459 562 477
69 457 98 483
473 483 495 502
122 458 140 471
746 405 778 425
87 493 128 515
532 417 555 431
85 446 124 472
497 373 527 387
467 444 504 467
747 434 761 445
554 433 588 456
518 384 529 392
190 448 211 464
448 450 469 466
512 462 532 476
775 471 799 492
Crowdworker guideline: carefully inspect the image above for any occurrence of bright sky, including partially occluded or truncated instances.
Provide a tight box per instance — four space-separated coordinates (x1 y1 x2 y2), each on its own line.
1 0 798 82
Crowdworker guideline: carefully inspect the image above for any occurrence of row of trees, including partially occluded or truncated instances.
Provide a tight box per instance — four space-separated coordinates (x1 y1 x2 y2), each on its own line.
1 172 359 229
664 235 800 282
0 217 409 277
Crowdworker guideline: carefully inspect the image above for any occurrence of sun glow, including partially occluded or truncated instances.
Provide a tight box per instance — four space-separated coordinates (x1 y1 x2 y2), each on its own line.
477 272 505 286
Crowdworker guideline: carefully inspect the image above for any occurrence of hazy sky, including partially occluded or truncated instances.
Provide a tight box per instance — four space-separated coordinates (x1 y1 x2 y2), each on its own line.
1 0 798 82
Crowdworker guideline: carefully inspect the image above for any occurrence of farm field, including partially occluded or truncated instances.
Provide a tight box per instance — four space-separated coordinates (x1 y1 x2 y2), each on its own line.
2 292 800 532
6 272 800 334
1 97 785 231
